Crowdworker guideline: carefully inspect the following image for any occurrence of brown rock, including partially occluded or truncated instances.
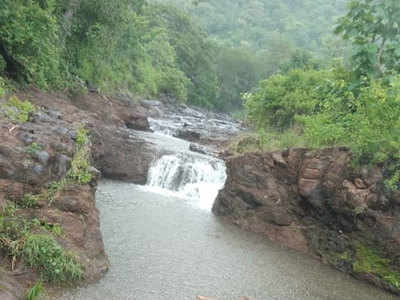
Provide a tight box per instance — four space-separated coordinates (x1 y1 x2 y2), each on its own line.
91 126 157 184
354 178 367 189
301 168 321 180
298 178 319 198
214 148 400 295
272 152 287 168
123 112 151 132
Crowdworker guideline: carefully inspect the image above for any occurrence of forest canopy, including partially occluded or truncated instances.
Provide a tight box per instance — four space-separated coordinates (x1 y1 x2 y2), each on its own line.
0 0 351 112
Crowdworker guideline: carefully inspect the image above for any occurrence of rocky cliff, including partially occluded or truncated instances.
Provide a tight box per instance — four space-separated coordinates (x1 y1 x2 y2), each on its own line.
213 148 400 295
0 88 243 298
0 89 160 298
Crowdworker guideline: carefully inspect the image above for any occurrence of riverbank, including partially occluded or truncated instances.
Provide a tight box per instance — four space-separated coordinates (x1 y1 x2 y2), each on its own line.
214 147 400 296
0 87 399 299
0 88 241 299
55 180 397 300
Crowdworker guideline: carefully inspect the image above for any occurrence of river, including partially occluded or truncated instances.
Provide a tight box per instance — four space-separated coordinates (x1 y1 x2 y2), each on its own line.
59 111 396 300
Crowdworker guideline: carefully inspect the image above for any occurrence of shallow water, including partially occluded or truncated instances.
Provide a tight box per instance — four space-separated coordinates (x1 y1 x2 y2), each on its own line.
60 181 397 300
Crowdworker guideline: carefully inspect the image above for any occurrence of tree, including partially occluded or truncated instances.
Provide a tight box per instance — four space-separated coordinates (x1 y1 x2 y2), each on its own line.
335 0 400 78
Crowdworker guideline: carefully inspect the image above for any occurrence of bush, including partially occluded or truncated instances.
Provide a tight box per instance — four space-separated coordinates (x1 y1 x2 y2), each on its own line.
1 96 36 123
301 78 400 164
244 69 336 130
246 66 400 190
23 234 83 283
68 127 92 184
0 0 62 88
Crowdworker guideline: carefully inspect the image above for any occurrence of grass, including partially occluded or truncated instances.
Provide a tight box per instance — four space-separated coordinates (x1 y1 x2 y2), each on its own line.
353 243 400 289
23 234 83 283
0 124 92 285
25 281 43 300
225 127 306 155
0 214 82 283
21 194 40 208
67 126 92 184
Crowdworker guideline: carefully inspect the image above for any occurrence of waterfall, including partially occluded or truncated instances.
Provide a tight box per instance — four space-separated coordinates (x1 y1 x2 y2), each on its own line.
145 153 227 209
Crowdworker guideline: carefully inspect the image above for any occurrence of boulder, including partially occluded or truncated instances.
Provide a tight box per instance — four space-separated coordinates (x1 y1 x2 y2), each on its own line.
91 126 156 184
123 112 152 132
174 129 201 142
214 148 400 295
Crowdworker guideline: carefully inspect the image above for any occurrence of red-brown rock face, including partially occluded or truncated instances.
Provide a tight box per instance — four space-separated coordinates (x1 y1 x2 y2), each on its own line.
0 89 158 296
213 148 400 295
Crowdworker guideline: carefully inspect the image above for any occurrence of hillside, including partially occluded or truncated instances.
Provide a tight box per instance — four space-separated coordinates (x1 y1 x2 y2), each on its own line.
153 0 349 56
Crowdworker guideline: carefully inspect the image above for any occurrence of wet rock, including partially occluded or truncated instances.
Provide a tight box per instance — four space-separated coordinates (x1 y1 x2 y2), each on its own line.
140 99 162 107
54 126 69 136
355 178 367 189
32 111 52 123
174 129 201 142
91 126 156 184
214 148 400 295
89 166 101 181
47 109 62 119
123 112 151 132
32 164 44 175
56 154 71 178
34 150 50 166
189 143 208 155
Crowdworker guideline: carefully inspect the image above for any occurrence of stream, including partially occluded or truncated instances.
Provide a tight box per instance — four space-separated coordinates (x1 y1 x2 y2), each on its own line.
59 112 396 300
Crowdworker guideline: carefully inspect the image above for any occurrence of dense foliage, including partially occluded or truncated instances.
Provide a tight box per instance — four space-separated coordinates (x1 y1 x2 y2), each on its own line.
0 0 217 107
245 0 400 187
0 0 352 112
335 0 400 78
154 0 349 56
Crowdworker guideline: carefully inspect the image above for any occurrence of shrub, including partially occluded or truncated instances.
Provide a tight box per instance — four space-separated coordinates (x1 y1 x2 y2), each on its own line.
2 96 36 123
301 78 400 165
21 194 39 208
244 69 335 130
0 0 62 88
75 127 89 147
68 127 92 184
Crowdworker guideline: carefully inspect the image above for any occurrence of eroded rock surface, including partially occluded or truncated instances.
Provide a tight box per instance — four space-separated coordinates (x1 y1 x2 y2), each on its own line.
214 148 400 295
0 89 160 297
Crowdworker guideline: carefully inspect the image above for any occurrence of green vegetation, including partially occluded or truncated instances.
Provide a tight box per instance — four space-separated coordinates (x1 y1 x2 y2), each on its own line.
0 125 93 284
0 0 354 112
1 96 36 123
0 77 5 97
0 0 219 108
335 0 400 79
154 0 348 55
353 243 400 289
21 194 40 208
0 212 82 283
67 127 92 184
26 143 43 155
23 234 83 282
242 0 400 191
25 281 43 300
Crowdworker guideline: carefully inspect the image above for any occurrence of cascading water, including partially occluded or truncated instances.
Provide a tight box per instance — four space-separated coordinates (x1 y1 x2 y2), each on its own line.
145 153 227 210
